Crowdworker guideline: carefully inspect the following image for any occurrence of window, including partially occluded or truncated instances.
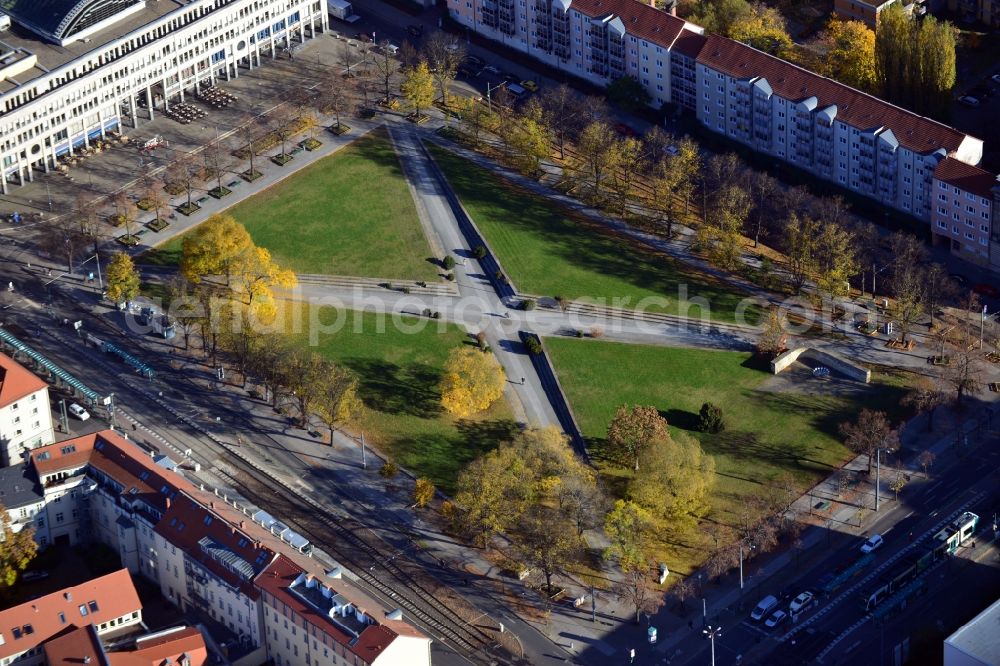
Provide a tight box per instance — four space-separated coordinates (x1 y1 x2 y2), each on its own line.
88 601 99 613
79 605 88 617
59 445 75 454
11 403 17 410
56 513 64 523
58 613 65 625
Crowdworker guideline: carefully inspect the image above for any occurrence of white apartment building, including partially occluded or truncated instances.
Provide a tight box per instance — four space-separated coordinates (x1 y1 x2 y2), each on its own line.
20 430 432 666
448 0 1000 267
931 157 1000 268
0 0 329 194
0 353 55 467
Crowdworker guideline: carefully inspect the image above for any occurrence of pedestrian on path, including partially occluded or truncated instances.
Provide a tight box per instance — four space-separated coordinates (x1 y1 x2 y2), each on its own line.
521 377 525 385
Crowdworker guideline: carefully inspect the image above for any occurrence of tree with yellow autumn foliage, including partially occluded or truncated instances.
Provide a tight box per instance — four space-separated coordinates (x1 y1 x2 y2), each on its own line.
439 347 506 417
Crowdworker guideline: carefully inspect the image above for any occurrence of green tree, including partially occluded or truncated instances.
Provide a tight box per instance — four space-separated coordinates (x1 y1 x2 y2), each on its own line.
401 61 435 118
606 75 652 113
105 252 140 305
455 445 533 547
281 349 331 428
814 222 858 300
756 308 787 359
608 137 647 216
0 507 37 589
628 432 715 529
607 405 670 471
698 184 749 270
539 84 580 160
823 18 876 92
889 232 927 345
603 500 653 572
510 102 551 174
875 3 955 116
785 212 820 294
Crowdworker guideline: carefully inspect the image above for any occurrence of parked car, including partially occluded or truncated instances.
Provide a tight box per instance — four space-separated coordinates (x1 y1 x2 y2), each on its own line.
860 533 884 554
950 273 969 287
463 55 485 69
406 24 424 37
973 283 999 298
958 95 981 107
520 79 539 92
506 83 528 98
68 403 90 421
750 595 779 621
991 73 1000 84
501 71 520 84
482 63 501 76
615 122 637 137
21 571 50 583
789 591 815 614
765 609 788 629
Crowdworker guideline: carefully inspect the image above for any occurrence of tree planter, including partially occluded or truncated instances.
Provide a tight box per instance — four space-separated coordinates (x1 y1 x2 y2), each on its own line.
117 234 140 246
208 186 232 199
241 169 263 182
106 214 127 227
164 183 185 196
328 124 351 136
302 138 323 150
359 108 376 119
177 202 201 216
146 219 169 232
136 198 155 211
271 153 293 166
886 339 915 350
930 355 951 366
407 113 430 124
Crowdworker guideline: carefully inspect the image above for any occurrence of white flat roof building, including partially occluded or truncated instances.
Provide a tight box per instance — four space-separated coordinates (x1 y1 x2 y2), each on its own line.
943 597 1000 666
0 0 329 194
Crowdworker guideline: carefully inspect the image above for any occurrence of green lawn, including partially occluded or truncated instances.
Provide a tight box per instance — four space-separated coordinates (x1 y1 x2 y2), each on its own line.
288 303 516 492
144 129 440 280
546 338 913 573
430 145 759 324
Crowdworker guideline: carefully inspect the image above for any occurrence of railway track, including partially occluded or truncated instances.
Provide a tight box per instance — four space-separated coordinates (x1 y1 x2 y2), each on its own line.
212 459 504 662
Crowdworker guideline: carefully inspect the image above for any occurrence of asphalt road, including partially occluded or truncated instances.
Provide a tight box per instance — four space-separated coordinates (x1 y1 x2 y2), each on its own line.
670 439 1000 666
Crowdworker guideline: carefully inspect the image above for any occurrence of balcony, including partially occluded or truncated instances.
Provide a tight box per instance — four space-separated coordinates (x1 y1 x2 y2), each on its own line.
553 18 570 34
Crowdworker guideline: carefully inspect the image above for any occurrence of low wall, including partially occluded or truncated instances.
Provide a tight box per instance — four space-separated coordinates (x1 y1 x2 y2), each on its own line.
771 347 871 384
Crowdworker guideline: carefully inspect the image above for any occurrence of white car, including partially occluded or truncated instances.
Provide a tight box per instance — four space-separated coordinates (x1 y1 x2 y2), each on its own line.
991 74 1000 84
789 591 815 614
860 534 884 554
750 595 778 621
68 403 90 421
765 609 788 629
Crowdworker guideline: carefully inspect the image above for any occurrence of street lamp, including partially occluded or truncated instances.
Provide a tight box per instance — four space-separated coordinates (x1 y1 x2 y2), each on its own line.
739 541 754 591
703 625 722 666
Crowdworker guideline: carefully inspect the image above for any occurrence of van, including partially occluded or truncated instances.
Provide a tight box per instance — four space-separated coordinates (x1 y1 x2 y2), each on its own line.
0 13 11 31
383 43 399 56
750 595 778 621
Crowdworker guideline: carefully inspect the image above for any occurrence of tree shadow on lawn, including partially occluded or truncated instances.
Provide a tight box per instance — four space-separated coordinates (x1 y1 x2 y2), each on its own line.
662 408 700 432
392 418 519 493
439 153 752 316
342 358 444 419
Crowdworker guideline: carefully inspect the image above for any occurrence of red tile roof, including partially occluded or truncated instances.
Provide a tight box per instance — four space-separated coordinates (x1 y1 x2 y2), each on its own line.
0 569 141 660
0 353 48 407
107 626 208 666
670 28 707 59
30 433 96 476
571 0 687 46
42 625 105 666
155 493 276 598
255 556 404 661
933 157 999 199
696 34 973 154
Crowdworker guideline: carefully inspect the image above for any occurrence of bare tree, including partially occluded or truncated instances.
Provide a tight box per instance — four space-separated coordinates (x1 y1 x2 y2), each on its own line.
902 376 946 432
112 190 139 240
338 40 360 76
236 112 265 179
40 217 89 273
539 84 580 160
839 409 900 474
945 345 983 407
424 31 465 107
917 450 936 476
321 71 354 130
746 171 779 248
923 263 958 328
172 153 206 213
614 564 665 625
203 139 235 196
889 232 927 344
372 41 398 103
268 104 298 158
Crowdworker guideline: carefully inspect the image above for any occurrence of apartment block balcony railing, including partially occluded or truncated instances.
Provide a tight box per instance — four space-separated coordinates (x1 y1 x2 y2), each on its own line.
554 32 570 46
591 49 608 62
553 18 570 34
554 45 571 59
533 0 548 12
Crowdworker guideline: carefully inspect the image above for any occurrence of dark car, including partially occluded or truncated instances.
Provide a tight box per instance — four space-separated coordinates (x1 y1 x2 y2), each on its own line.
973 283 999 298
615 122 638 137
501 71 520 84
950 273 970 287
463 55 485 69
457 63 478 78
406 24 424 38
356 30 373 42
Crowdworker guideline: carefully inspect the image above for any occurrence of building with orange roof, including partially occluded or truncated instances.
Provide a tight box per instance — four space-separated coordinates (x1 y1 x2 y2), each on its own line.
0 569 142 666
931 158 1000 268
19 430 432 666
0 353 55 467
447 0 1000 272
105 626 209 666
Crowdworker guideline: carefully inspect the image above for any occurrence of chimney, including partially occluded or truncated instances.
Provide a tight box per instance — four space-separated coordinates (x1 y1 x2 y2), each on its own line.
239 520 245 529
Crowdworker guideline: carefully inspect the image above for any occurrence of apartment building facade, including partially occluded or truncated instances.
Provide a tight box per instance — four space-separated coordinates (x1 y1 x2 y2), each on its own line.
447 0 1000 269
931 157 1000 268
946 0 1000 26
20 431 432 666
0 0 329 194
0 354 55 467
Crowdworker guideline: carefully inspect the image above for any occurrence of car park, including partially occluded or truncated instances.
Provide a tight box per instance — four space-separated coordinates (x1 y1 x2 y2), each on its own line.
860 534 884 554
789 591 815 614
765 609 788 629
750 595 779 621
958 95 981 107
520 79 539 92
68 403 90 421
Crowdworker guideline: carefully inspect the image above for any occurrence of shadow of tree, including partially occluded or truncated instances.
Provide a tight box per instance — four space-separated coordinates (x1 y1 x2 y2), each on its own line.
663 408 699 431
342 357 444 418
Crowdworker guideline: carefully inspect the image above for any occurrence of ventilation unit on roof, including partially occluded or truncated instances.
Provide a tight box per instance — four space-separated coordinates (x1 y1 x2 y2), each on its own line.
386 609 403 621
